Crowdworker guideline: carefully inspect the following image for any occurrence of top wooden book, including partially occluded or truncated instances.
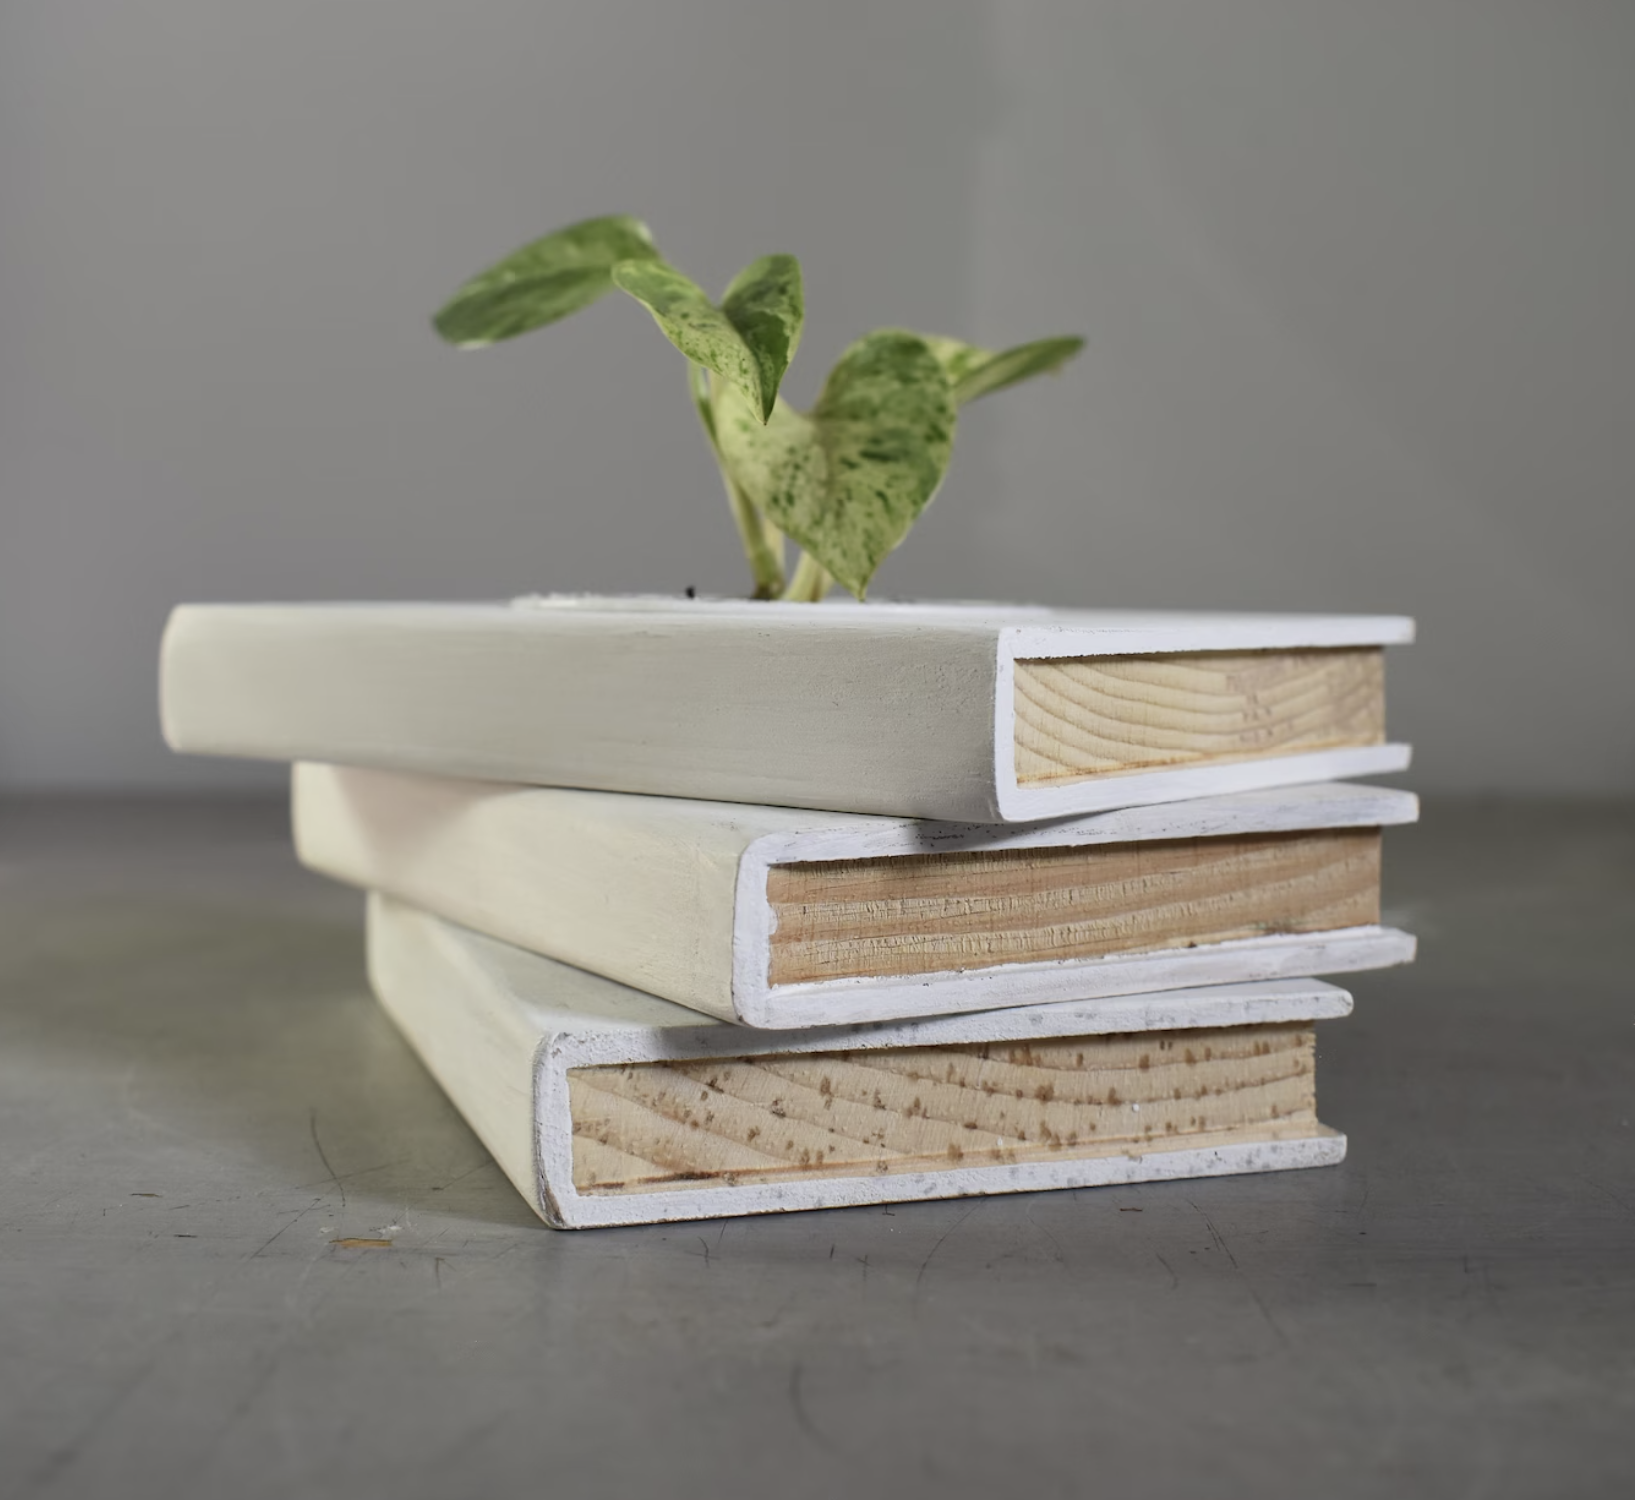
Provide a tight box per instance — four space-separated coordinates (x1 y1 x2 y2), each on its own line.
161 597 1413 823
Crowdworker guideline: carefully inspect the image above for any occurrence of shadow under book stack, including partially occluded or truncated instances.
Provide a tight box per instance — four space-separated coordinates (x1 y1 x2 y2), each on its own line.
161 598 1417 1228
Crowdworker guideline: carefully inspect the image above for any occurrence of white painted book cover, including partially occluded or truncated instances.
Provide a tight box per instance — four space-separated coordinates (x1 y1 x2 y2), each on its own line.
369 895 1355 1229
298 765 1418 1028
163 598 1413 823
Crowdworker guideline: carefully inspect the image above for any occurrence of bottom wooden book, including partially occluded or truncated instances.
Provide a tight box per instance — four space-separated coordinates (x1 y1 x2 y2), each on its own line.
369 894 1353 1228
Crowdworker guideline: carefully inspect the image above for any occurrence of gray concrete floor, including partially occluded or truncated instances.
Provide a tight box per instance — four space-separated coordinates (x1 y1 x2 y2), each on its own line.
1 795 1631 1499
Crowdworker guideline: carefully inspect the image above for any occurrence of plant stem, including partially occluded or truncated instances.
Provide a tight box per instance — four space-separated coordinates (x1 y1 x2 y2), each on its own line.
690 364 785 599
727 476 786 600
780 550 832 602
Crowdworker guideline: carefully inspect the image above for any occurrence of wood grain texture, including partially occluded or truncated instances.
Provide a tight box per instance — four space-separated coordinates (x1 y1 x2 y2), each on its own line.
765 828 1380 985
570 1023 1316 1195
1013 647 1385 785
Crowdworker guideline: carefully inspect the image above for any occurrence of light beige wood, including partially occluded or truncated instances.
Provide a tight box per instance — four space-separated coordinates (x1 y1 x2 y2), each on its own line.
765 828 1380 986
570 1022 1318 1195
1013 647 1385 785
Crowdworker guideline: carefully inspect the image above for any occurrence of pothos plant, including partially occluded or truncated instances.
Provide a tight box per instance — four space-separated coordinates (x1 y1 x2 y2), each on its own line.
433 214 1083 601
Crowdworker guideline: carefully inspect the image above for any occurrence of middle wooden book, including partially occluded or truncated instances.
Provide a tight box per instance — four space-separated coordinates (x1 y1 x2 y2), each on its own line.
293 764 1417 1029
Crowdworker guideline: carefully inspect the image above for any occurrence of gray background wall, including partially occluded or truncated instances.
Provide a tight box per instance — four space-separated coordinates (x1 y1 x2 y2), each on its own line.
2 1 1630 795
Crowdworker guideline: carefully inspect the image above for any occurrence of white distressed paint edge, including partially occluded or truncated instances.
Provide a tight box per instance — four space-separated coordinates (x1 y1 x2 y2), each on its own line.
994 740 1412 823
512 595 1414 648
1001 615 1415 656
183 595 1415 647
550 978 1356 1064
743 779 1419 863
510 594 1062 620
728 780 1417 1025
734 926 1414 1029
542 1129 1348 1229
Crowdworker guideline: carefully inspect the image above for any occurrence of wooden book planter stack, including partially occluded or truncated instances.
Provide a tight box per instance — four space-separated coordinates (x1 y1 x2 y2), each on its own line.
162 599 1418 1226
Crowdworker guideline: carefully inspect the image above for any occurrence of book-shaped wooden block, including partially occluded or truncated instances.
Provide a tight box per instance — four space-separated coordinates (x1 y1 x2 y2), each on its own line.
299 764 1418 1028
163 598 1413 822
369 894 1355 1228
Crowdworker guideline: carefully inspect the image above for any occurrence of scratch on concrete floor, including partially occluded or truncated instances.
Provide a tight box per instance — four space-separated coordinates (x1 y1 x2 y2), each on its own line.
248 1198 326 1260
788 1362 840 1455
307 1109 347 1212
1186 1197 1289 1349
915 1204 980 1298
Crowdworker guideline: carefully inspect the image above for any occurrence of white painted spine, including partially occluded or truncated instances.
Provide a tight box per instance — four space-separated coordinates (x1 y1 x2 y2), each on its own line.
546 1134 1348 1229
736 927 1415 1029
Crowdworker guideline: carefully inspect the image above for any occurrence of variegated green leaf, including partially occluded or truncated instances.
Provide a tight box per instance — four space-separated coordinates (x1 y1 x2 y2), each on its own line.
714 331 956 598
920 335 991 392
922 333 1085 405
432 214 660 347
613 254 801 422
721 254 803 422
611 261 763 418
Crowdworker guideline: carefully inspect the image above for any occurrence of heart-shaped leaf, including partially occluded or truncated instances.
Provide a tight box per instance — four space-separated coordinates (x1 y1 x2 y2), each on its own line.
432 214 660 348
714 330 956 598
613 254 801 421
720 254 803 421
923 333 1085 405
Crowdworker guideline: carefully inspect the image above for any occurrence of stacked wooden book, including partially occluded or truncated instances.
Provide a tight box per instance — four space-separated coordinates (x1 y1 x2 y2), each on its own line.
161 597 1416 1227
